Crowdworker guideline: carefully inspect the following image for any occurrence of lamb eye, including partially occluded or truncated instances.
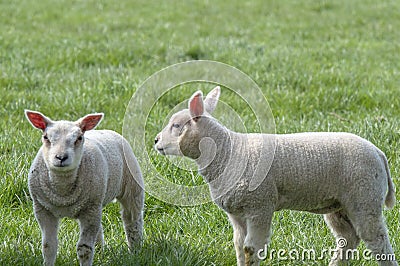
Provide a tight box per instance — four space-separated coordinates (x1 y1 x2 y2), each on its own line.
43 135 50 142
75 136 83 144
172 123 180 128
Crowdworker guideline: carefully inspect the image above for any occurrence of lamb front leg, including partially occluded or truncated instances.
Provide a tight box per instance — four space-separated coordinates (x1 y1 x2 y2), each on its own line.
34 205 59 266
243 213 273 266
77 208 102 266
228 213 247 266
96 223 104 248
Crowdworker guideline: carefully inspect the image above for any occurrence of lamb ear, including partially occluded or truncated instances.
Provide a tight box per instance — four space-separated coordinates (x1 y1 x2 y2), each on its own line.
77 113 104 132
204 86 221 114
25 110 52 131
189 91 204 121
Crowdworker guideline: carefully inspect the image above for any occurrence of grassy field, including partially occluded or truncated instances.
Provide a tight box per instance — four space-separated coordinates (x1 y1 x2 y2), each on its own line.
1 0 399 265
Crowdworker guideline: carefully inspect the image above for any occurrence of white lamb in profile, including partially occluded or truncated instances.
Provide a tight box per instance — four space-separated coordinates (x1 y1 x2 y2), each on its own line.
25 110 144 266
154 86 397 266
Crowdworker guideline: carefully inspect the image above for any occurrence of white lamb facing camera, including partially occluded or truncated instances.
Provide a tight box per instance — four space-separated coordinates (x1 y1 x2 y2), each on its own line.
25 110 144 266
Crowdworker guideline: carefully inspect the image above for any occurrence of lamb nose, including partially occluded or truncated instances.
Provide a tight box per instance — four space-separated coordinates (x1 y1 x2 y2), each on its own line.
55 154 68 162
154 136 160 144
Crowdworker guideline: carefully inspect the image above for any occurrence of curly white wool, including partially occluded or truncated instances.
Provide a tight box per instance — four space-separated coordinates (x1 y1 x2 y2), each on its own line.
25 110 144 266
154 86 397 266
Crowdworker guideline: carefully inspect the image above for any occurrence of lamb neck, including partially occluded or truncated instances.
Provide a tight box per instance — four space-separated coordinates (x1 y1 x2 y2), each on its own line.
197 127 247 186
47 168 80 197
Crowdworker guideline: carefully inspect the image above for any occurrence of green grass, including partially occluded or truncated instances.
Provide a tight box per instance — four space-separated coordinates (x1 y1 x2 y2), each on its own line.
1 0 399 265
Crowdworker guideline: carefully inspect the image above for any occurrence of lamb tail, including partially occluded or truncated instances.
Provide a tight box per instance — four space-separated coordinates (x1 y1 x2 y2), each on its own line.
380 152 396 209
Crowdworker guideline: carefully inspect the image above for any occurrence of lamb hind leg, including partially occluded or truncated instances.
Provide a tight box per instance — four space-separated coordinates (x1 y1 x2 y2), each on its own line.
118 189 144 250
324 210 360 265
351 212 397 266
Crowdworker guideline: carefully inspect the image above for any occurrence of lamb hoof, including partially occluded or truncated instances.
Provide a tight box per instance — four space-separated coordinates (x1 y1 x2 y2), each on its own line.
77 244 93 266
244 246 257 266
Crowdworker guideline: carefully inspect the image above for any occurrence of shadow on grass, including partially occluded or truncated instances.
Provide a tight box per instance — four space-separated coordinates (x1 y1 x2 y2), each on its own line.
96 236 219 266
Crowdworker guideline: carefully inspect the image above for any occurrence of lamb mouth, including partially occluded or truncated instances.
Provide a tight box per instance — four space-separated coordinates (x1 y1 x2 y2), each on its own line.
156 147 166 155
51 162 72 170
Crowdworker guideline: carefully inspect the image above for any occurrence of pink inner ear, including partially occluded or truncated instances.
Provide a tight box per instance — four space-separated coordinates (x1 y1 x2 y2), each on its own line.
79 114 103 132
189 93 204 118
27 112 47 130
